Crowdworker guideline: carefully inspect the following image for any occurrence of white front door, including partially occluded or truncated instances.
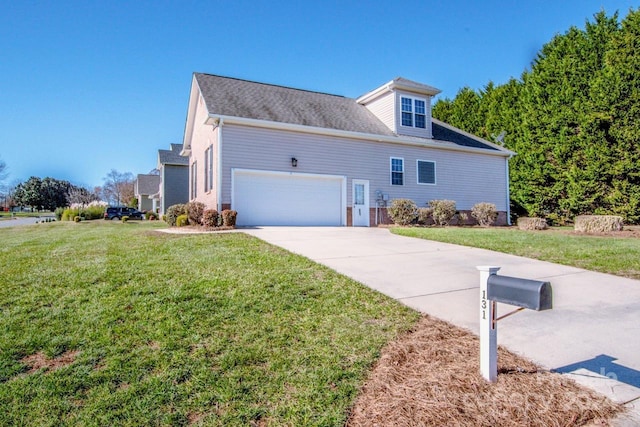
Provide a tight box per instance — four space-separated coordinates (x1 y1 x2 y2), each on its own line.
352 179 369 227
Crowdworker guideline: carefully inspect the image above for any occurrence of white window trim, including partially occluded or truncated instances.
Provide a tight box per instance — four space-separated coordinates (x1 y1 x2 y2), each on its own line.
416 159 437 185
390 157 404 186
400 95 427 129
208 144 214 193
191 161 197 199
204 147 209 193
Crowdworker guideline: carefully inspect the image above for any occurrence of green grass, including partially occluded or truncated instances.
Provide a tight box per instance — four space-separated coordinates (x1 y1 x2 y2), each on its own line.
392 226 640 279
0 221 417 426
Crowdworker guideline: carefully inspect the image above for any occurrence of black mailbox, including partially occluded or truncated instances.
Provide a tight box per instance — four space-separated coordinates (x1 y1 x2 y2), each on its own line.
487 275 552 311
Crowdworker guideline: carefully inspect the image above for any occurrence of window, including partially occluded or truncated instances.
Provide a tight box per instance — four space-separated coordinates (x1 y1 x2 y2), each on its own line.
204 145 214 193
401 96 427 129
208 145 214 192
401 97 413 126
417 160 436 185
204 148 209 193
391 157 404 185
191 161 197 199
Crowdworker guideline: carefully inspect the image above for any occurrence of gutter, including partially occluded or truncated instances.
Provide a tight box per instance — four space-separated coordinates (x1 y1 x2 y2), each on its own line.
506 154 512 226
217 118 224 212
204 114 513 158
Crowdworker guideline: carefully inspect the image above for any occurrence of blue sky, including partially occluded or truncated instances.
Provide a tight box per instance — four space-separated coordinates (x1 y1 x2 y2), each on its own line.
0 0 636 189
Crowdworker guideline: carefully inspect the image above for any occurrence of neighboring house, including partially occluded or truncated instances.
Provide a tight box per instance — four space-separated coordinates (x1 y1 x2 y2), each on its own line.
180 73 514 227
134 173 161 212
151 144 189 215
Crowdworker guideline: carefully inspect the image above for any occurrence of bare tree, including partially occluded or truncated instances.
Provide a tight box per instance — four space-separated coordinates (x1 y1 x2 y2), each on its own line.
102 169 135 206
67 186 100 206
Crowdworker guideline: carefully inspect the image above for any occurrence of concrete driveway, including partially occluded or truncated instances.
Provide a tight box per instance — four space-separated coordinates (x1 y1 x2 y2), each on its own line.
244 226 640 420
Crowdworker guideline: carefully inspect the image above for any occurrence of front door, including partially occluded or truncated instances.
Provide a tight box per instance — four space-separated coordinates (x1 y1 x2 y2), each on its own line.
352 179 369 227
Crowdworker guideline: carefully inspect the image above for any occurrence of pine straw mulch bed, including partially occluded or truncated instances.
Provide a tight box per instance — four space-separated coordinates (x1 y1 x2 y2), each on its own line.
347 315 622 427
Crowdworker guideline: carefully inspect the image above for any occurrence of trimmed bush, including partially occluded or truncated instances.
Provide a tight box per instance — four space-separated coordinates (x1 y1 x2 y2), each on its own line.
176 214 189 227
221 210 237 227
517 217 548 230
145 211 157 220
471 203 498 227
429 200 456 226
574 215 623 233
388 199 418 226
202 209 219 228
165 204 186 227
417 207 434 226
122 216 130 223
73 216 81 223
186 201 206 226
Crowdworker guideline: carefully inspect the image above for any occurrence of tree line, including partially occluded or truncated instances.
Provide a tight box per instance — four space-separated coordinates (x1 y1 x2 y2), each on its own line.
433 9 640 224
1 168 136 211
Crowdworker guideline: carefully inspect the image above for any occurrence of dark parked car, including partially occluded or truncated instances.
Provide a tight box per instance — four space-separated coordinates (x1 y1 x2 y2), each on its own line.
104 206 144 220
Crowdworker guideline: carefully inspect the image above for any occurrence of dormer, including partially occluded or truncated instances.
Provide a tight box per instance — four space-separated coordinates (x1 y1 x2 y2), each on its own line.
357 77 441 139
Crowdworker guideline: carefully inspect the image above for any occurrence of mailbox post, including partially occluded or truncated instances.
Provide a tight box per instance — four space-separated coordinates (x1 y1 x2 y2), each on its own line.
477 266 500 382
477 266 553 383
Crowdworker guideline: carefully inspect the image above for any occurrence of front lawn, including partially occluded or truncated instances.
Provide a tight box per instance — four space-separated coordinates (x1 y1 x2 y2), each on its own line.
0 221 417 425
391 226 640 279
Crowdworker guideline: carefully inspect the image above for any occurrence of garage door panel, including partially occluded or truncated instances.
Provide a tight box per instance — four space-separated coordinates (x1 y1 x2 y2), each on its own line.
233 170 343 226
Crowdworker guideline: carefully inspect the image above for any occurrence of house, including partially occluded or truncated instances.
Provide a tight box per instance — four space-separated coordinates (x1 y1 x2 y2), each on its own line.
134 173 161 212
150 144 189 215
180 73 514 227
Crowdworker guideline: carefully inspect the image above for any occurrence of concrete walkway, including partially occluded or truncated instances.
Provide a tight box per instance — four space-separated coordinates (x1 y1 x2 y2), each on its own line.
243 226 640 424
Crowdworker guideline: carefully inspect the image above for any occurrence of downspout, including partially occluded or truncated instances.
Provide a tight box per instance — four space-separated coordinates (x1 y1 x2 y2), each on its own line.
506 155 512 226
217 118 224 212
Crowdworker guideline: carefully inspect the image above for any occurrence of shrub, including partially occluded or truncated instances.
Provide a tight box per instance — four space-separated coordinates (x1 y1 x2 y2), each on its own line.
165 204 186 227
81 205 106 220
574 215 623 233
429 200 456 226
202 209 219 228
457 211 469 226
388 199 418 225
471 203 498 227
54 207 64 221
145 211 157 220
221 210 238 227
186 201 206 226
176 214 189 227
417 207 434 226
517 217 548 230
62 208 79 221
73 216 81 223
122 216 130 223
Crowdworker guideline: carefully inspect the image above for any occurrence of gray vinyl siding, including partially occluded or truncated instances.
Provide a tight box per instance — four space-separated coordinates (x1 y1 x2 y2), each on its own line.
139 197 153 212
162 164 189 213
362 91 395 132
395 91 433 139
220 124 508 211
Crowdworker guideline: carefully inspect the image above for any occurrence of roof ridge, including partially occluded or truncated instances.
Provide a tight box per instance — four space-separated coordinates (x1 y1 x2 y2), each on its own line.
195 72 347 99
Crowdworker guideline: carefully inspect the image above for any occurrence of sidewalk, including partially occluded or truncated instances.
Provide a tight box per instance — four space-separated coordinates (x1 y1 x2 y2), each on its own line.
243 226 640 424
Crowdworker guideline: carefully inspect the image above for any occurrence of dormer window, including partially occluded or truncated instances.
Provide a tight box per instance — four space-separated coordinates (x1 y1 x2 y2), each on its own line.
401 96 426 129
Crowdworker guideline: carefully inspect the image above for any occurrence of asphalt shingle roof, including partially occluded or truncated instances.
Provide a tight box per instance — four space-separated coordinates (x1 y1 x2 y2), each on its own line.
195 73 395 136
432 120 498 151
194 73 500 152
159 144 189 165
136 174 160 195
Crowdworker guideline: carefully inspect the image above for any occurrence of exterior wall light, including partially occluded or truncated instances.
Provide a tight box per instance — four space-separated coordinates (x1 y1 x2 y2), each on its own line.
291 157 298 167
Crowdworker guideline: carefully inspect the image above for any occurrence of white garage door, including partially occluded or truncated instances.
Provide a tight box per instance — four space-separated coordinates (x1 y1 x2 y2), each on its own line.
233 169 344 226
